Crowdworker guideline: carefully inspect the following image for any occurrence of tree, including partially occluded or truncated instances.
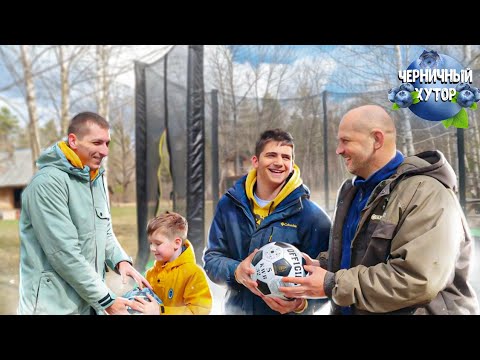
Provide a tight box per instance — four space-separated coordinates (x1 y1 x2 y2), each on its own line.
208 45 256 174
323 45 416 155
250 46 294 126
207 45 295 174
108 120 136 202
40 119 60 148
107 89 136 203
260 92 286 129
0 45 54 171
55 45 89 134
20 45 42 171
0 106 19 153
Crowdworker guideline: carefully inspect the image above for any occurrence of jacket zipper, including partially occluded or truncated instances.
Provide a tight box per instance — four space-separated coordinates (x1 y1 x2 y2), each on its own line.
33 277 42 314
226 193 256 228
90 180 98 272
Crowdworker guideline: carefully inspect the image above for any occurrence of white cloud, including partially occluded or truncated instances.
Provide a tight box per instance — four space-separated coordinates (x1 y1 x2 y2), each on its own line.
204 45 337 99
115 45 174 87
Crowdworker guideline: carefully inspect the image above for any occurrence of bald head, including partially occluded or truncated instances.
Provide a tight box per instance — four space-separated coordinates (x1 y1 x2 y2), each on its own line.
342 105 396 139
336 105 398 179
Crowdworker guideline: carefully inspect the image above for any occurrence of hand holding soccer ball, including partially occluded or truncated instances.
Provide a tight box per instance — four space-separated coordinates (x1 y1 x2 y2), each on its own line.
249 242 306 300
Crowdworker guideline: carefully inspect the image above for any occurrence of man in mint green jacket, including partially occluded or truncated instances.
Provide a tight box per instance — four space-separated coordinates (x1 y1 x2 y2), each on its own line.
18 112 151 315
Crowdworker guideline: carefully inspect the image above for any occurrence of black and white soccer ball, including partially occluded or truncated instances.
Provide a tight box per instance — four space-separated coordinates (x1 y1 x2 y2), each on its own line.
250 242 306 300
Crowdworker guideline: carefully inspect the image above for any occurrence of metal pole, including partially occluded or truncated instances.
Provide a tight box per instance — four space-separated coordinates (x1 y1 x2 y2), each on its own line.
322 91 329 211
457 128 466 212
211 90 219 210
134 61 149 272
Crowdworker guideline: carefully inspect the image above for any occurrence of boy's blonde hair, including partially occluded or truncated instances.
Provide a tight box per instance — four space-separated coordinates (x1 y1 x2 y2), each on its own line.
147 211 188 244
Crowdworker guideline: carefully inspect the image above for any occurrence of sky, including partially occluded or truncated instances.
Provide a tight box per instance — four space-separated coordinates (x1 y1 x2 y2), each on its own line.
230 45 337 65
0 45 172 126
0 45 474 128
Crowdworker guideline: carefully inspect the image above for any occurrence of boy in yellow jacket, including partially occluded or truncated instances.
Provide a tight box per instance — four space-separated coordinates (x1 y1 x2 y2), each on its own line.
130 211 212 315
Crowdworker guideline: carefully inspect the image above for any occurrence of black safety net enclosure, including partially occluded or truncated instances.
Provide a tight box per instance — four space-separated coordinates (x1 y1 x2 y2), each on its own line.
135 45 204 270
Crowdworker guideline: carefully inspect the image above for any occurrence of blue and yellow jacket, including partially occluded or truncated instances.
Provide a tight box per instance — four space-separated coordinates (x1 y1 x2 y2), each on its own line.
203 165 331 315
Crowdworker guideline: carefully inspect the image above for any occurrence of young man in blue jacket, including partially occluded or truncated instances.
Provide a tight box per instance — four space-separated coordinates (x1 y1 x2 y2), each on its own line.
203 129 331 315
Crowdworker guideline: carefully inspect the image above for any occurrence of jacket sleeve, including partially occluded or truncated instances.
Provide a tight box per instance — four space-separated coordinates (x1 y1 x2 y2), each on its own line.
104 224 131 273
163 266 213 315
298 199 332 313
330 180 461 313
25 175 115 312
203 199 241 287
298 199 331 258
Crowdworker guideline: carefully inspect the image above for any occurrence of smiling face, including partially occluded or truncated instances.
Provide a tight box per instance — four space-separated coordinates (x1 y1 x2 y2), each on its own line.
336 115 376 179
68 121 110 170
336 105 398 180
252 141 294 192
148 230 181 264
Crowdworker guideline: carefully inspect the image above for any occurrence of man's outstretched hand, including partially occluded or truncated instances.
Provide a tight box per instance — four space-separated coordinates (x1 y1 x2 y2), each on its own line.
117 261 152 290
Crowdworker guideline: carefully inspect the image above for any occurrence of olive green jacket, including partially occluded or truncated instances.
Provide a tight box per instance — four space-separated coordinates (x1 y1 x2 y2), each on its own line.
325 151 479 315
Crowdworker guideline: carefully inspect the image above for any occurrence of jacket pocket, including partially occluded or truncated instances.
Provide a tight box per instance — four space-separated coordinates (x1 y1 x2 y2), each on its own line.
95 207 110 239
34 271 83 315
95 207 110 220
360 221 397 267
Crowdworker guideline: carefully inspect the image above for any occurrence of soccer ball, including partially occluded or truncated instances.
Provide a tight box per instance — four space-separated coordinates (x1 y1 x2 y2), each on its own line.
250 242 306 300
122 287 163 315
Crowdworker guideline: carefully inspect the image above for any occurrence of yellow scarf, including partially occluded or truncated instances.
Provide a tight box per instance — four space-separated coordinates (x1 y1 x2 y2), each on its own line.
58 141 99 181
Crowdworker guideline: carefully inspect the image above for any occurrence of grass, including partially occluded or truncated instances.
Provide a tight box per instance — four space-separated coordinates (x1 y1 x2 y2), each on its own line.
110 206 138 259
0 205 139 315
0 220 20 315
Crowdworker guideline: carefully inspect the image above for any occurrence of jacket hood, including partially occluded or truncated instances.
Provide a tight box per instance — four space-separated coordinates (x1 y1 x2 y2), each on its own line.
228 169 310 210
245 163 303 213
36 141 103 182
154 239 195 271
397 150 457 191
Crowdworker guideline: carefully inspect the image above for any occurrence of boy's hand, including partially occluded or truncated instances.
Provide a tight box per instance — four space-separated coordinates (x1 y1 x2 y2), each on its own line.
129 293 160 315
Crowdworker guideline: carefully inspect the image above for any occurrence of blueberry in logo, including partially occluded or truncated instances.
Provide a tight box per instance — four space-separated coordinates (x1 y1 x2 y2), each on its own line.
473 88 480 102
418 50 443 69
455 83 476 108
399 83 415 92
394 90 413 108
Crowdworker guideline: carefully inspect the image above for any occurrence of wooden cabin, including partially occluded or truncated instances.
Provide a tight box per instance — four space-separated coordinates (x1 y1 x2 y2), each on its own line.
0 149 33 220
